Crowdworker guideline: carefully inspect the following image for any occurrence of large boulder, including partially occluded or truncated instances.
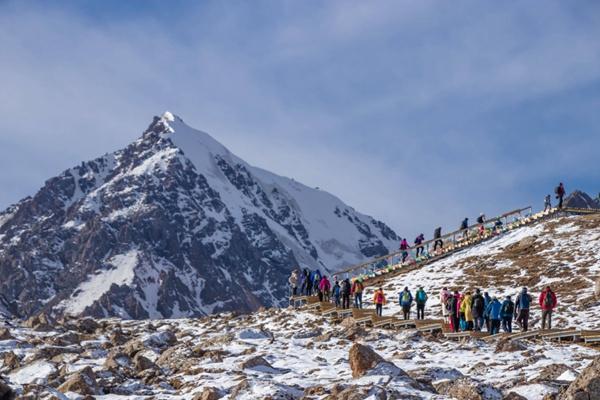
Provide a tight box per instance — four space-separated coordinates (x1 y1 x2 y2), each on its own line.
561 356 600 400
347 343 408 380
57 366 99 395
495 339 527 353
0 379 15 400
434 378 501 400
192 387 220 400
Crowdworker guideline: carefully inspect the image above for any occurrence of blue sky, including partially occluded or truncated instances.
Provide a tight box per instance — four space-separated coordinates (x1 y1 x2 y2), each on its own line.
1 0 599 237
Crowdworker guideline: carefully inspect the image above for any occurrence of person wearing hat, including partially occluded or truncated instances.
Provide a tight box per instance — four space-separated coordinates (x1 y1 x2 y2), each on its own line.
415 286 428 320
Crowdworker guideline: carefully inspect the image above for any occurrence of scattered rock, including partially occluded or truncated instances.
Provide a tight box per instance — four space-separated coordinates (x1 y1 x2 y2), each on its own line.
434 378 502 400
104 351 131 371
240 356 273 370
123 339 145 357
292 328 322 339
192 386 220 400
0 379 15 400
77 318 100 334
144 330 177 348
0 328 14 341
534 363 576 383
133 354 158 371
348 343 387 378
561 356 600 400
57 366 99 395
2 351 20 371
495 339 527 353
23 313 55 331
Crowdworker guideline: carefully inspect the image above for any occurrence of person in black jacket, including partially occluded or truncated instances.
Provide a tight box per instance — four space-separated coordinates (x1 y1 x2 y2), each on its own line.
433 227 443 251
447 291 460 333
471 289 485 331
341 279 351 309
555 182 566 208
460 218 469 239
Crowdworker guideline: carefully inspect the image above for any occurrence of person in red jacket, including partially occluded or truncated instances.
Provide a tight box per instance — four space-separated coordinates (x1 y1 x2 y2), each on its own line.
539 286 558 329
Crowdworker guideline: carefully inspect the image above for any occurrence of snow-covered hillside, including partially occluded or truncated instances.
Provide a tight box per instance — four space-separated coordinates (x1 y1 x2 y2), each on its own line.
364 213 600 330
0 112 398 320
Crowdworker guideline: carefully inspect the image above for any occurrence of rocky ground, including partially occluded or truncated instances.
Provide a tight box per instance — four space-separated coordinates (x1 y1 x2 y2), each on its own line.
0 306 598 400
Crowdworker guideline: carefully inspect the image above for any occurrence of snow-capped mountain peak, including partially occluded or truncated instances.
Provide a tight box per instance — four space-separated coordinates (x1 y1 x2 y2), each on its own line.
0 113 399 320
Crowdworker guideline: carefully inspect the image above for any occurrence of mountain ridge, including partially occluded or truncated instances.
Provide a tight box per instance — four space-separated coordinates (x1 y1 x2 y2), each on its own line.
0 112 399 320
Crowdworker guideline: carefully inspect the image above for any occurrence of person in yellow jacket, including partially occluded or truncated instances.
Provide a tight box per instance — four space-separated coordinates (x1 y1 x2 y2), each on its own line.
373 288 386 317
460 291 474 331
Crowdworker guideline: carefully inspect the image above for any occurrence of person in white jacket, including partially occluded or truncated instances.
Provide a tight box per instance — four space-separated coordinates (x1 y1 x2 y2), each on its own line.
440 287 451 323
288 270 299 297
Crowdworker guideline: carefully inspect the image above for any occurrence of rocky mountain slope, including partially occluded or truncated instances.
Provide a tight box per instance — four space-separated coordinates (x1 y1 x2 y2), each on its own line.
564 190 600 209
0 112 399 320
0 213 599 400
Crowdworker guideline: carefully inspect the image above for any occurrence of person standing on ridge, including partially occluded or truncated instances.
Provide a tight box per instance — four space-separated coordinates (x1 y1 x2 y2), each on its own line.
460 218 469 239
501 295 514 333
471 289 485 331
539 286 558 330
288 270 299 297
415 286 428 320
373 288 386 317
544 194 552 211
486 297 502 335
433 227 443 251
477 213 486 224
399 287 414 320
440 287 451 323
319 275 331 302
313 270 322 299
515 287 533 332
414 234 425 258
352 278 364 309
555 182 566 209
400 238 410 262
341 279 351 309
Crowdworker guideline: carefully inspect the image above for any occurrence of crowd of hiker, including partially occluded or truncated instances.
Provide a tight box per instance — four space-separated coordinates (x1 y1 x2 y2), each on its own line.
289 267 559 334
288 183 565 334
289 269 366 310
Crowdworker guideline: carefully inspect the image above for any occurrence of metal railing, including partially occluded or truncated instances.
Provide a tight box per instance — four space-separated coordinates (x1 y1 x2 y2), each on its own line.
336 206 533 281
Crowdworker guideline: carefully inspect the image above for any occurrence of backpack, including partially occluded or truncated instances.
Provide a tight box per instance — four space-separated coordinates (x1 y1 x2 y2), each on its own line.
544 291 554 308
473 296 483 311
502 301 514 316
342 281 351 295
416 290 426 303
375 292 384 304
477 216 484 224
401 291 411 304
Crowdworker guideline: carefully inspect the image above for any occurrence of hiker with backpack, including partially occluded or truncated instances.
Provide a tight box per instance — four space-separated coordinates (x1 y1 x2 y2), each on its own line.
373 288 386 316
460 291 474 331
352 279 364 309
332 280 341 307
514 287 533 332
501 295 514 333
486 297 502 335
471 289 485 331
400 239 410 262
544 194 552 211
483 292 492 331
313 270 322 299
448 291 461 332
555 182 566 209
288 270 299 297
319 275 331 302
440 287 451 323
306 270 314 296
539 286 558 330
399 287 414 320
341 279 352 309
414 234 425 258
477 213 486 224
460 218 469 239
433 227 443 251
415 286 428 320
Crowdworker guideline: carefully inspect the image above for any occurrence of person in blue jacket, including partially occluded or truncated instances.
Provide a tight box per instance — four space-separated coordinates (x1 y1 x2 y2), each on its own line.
307 270 314 295
332 280 341 308
483 292 492 332
501 295 514 333
399 287 414 320
485 296 503 335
